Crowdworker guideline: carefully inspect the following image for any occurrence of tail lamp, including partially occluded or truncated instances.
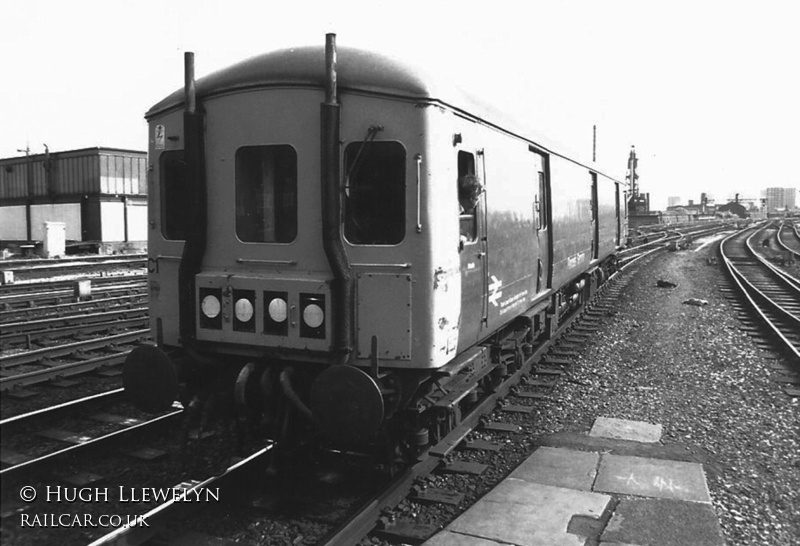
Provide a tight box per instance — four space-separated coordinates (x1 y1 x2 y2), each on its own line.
264 291 289 336
199 288 222 329
300 293 325 339
233 289 256 332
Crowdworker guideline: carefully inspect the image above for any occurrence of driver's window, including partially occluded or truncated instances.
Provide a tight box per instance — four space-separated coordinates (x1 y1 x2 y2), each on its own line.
458 151 479 243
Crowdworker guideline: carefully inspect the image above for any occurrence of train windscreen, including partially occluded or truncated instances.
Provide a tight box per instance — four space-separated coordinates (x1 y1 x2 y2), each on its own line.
344 141 405 245
235 145 298 243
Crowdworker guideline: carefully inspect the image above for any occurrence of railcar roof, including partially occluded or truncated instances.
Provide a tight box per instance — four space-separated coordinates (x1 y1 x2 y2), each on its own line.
146 45 622 182
146 46 454 116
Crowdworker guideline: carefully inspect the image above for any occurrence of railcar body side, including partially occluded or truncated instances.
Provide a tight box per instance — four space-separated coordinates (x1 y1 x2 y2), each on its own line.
132 40 627 453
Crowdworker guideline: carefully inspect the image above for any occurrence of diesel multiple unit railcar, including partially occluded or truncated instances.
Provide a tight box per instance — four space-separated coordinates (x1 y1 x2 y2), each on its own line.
124 34 627 462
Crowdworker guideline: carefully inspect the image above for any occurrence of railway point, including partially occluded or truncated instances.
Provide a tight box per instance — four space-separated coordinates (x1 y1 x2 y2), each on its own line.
422 417 726 546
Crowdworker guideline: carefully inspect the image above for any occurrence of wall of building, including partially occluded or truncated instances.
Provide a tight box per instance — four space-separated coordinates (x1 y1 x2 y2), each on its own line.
31 203 82 240
0 204 82 241
126 199 148 241
0 206 27 239
100 201 126 242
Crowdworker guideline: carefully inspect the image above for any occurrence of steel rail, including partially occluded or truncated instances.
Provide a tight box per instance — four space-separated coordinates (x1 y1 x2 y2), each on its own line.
720 228 800 360
0 282 147 308
618 244 664 269
2 256 145 274
0 329 150 369
618 232 669 255
0 388 124 426
618 221 734 264
2 306 147 331
1 317 149 352
1 307 147 336
745 228 800 297
775 221 800 259
0 294 147 322
1 253 146 268
0 351 131 391
85 445 274 546
0 275 146 298
0 404 183 482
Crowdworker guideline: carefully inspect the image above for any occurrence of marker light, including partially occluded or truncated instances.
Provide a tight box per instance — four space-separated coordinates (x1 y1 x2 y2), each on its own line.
303 303 324 328
201 295 221 318
268 298 288 323
234 298 254 323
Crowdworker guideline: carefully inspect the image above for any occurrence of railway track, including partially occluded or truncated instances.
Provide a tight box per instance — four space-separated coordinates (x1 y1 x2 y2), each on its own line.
617 221 734 268
0 277 146 309
0 254 146 283
86 446 273 546
0 292 147 324
0 389 182 482
0 293 147 326
3 225 735 546
776 220 800 259
1 306 147 344
0 329 151 391
80 241 666 546
720 226 800 364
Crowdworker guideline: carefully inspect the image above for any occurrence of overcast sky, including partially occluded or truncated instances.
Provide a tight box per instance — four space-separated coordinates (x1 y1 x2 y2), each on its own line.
2 0 797 210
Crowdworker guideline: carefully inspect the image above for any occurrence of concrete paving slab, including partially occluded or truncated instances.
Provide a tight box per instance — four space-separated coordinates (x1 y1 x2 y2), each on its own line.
423 530 507 545
594 454 711 502
440 480 611 546
537 431 709 464
509 446 599 491
601 498 725 546
590 417 662 443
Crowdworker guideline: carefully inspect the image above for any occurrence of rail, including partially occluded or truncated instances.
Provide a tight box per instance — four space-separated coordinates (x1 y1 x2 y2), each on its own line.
1 401 182 482
719 226 800 361
86 446 274 546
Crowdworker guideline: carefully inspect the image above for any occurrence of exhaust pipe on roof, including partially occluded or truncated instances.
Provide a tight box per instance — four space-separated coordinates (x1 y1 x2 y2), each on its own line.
320 34 354 362
178 51 208 344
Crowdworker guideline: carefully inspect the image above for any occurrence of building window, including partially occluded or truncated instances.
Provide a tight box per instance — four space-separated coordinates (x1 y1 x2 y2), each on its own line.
344 141 406 245
235 145 297 243
160 151 189 240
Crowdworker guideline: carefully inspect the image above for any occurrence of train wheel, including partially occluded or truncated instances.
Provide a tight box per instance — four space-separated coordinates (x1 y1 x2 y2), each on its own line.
123 345 178 413
309 365 384 444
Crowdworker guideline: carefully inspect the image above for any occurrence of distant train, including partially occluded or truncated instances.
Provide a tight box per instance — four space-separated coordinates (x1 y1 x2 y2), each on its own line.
124 34 627 463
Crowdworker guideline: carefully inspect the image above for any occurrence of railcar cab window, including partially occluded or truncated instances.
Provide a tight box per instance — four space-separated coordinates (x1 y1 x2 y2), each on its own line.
344 141 405 245
458 151 480 244
537 171 547 230
235 145 297 243
160 151 190 240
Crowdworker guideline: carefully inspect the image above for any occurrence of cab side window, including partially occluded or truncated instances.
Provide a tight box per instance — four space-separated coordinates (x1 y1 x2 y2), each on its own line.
160 150 189 240
458 151 480 242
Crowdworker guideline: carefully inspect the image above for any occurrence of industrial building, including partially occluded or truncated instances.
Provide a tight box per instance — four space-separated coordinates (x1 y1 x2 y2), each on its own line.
0 147 147 254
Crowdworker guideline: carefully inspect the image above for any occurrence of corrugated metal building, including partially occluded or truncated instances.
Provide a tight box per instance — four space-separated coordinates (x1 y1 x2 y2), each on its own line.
0 147 147 249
